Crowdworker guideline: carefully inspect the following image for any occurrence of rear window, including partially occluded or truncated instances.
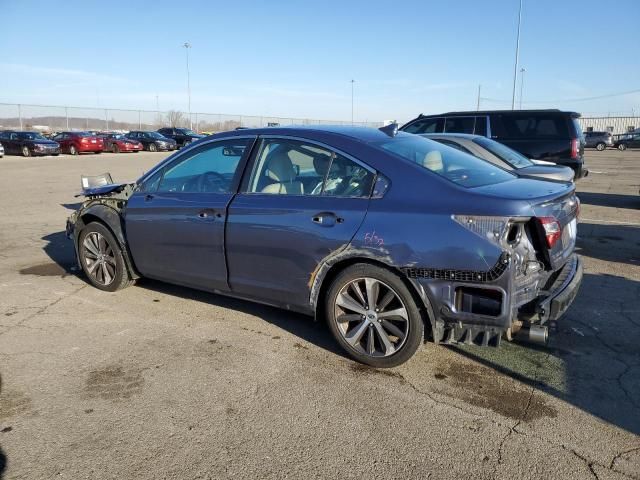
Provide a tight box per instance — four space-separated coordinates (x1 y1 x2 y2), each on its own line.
473 137 533 168
375 134 515 188
492 114 570 139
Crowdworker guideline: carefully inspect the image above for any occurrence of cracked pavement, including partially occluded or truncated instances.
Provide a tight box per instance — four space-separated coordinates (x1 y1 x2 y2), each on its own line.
0 149 638 479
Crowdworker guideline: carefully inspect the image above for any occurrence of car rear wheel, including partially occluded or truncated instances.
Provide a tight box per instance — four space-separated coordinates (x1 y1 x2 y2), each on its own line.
618 144 627 151
149 143 157 152
596 142 606 151
22 146 30 157
78 222 134 292
326 263 424 368
69 145 78 155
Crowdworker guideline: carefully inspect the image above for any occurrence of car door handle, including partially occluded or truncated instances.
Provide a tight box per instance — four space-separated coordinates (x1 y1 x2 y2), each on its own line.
144 194 154 201
198 209 222 219
312 212 343 227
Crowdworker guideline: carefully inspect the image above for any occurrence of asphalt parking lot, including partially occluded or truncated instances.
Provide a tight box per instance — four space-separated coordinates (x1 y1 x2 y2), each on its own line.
0 148 638 479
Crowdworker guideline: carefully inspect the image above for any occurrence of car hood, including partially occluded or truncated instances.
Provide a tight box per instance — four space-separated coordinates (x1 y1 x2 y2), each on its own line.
517 165 575 183
471 177 574 201
78 182 131 197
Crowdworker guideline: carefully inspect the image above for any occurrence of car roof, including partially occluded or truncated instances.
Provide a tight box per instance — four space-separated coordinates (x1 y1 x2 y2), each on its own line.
414 109 579 117
213 125 404 144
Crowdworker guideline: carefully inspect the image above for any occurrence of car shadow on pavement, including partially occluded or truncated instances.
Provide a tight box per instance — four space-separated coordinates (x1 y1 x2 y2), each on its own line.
40 231 77 274
450 271 640 436
40 230 347 358
135 279 347 358
577 191 639 209
576 222 640 266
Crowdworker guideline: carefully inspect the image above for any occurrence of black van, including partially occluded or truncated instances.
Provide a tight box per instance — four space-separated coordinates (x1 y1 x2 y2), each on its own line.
400 109 587 179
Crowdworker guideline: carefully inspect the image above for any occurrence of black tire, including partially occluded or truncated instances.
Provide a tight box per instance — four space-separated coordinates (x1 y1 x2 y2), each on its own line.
69 145 78 155
149 143 158 152
78 222 134 292
596 142 606 151
618 144 627 151
325 263 424 368
22 146 31 157
112 144 120 153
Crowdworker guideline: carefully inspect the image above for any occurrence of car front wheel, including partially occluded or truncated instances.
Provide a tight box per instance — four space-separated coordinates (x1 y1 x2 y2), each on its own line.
618 144 627 151
326 263 424 367
596 142 605 151
78 222 133 292
22 146 31 157
148 143 158 152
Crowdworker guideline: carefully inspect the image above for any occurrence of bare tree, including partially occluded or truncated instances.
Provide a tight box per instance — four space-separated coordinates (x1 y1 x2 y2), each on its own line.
165 110 186 128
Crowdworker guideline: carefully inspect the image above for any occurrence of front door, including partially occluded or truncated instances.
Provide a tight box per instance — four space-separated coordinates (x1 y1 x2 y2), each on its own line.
226 137 375 309
124 137 255 291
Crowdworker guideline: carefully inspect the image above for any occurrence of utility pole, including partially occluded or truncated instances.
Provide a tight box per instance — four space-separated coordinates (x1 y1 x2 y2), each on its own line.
511 0 523 110
350 79 355 125
476 84 481 111
183 42 192 129
519 68 526 109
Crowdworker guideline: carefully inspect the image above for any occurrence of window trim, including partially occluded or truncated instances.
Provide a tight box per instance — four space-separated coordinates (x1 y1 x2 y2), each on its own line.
238 134 377 199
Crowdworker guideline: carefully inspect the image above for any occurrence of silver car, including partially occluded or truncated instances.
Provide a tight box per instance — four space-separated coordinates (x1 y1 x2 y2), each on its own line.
422 133 575 182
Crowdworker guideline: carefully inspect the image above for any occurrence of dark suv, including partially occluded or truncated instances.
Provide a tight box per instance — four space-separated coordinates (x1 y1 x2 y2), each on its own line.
157 127 205 147
401 109 588 179
584 131 613 151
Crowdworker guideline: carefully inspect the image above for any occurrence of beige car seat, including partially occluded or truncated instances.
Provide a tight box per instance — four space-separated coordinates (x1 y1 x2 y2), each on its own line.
261 151 304 194
422 150 444 172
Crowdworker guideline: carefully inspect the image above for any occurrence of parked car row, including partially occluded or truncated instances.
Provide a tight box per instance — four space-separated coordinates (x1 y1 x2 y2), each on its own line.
0 128 204 156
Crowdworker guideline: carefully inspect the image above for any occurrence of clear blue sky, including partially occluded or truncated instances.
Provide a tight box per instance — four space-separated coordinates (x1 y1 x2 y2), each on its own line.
1 0 638 122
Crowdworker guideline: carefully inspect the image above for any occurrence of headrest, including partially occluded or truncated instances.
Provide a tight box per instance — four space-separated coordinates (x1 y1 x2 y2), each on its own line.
266 151 296 182
313 153 332 177
423 150 443 172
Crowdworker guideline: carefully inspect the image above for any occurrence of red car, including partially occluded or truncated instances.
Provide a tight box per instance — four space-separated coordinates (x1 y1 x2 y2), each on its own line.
52 131 104 155
102 133 143 153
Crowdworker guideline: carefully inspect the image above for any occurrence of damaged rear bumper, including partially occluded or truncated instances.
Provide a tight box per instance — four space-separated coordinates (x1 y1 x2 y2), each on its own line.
406 253 583 347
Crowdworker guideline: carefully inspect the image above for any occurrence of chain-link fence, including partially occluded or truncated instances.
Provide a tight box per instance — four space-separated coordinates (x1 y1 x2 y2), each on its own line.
0 103 382 133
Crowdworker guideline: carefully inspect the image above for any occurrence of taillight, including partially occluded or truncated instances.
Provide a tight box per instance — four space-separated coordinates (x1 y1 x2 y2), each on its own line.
570 138 579 159
538 217 561 248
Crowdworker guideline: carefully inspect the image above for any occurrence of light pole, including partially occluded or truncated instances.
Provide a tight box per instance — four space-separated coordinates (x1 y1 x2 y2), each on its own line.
511 0 523 110
519 68 526 109
183 42 192 129
350 79 355 125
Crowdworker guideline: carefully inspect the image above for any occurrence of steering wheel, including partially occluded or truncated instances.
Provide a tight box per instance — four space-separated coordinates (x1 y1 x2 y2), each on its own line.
197 171 227 193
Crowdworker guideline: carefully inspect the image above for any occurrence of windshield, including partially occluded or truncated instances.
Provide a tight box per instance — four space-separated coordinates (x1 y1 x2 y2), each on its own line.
375 134 515 188
17 132 48 141
177 128 197 135
473 137 533 168
147 132 165 139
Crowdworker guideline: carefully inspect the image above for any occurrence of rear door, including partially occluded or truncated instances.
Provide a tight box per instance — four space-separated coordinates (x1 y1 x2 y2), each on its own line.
226 136 375 309
124 137 255 291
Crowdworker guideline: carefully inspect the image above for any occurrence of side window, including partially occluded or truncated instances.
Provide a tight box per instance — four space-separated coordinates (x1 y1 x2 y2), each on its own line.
474 117 487 136
403 117 444 134
494 114 569 139
444 116 475 134
138 169 163 193
157 139 251 193
247 139 374 197
321 154 374 198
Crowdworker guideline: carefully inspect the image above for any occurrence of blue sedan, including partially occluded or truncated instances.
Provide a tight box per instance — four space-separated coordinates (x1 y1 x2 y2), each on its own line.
66 125 582 367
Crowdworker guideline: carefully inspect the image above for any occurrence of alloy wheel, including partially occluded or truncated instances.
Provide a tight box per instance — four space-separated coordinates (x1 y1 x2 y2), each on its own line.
333 277 409 357
82 232 117 286
22 146 30 157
